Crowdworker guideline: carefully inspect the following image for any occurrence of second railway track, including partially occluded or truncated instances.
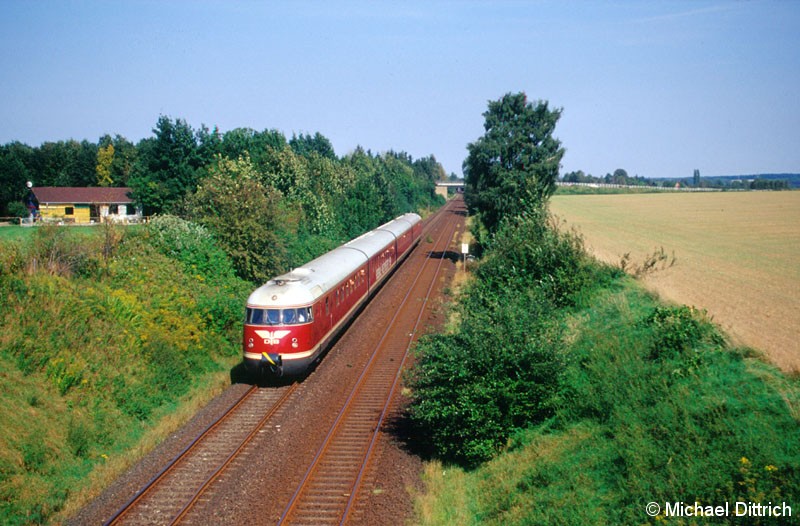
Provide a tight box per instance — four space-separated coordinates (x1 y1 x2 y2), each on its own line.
278 198 463 525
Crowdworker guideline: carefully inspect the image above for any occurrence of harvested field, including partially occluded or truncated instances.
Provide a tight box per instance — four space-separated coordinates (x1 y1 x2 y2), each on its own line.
550 191 800 372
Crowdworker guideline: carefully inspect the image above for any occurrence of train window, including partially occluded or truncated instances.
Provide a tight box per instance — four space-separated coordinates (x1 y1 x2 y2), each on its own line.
246 308 281 325
296 307 312 323
281 308 312 324
246 308 263 325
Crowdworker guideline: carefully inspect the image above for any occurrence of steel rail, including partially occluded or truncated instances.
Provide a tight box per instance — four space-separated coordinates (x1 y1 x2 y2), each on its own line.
104 384 259 526
339 202 462 524
171 383 298 524
105 383 297 525
277 199 462 524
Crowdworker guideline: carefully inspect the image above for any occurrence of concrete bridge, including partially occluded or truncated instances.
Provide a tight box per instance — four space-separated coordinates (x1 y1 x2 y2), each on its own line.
435 181 465 199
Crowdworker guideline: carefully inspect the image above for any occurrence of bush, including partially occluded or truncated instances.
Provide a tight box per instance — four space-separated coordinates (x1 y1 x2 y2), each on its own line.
6 201 29 219
477 210 615 307
408 282 564 467
407 208 611 467
643 305 725 360
143 215 237 282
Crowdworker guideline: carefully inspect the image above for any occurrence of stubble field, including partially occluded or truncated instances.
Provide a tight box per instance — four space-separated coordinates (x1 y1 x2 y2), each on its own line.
550 191 800 372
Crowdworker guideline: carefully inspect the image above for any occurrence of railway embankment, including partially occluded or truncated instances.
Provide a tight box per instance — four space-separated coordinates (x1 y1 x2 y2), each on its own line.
0 220 252 524
406 205 800 524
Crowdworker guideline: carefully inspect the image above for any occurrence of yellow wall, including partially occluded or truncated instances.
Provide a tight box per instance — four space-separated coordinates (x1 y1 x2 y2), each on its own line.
40 204 92 224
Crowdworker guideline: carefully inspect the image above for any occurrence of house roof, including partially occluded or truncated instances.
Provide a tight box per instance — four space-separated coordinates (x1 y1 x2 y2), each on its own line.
32 187 134 205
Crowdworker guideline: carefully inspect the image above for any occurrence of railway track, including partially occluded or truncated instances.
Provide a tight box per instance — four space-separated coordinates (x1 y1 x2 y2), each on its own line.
105 385 297 525
102 198 464 525
278 199 463 525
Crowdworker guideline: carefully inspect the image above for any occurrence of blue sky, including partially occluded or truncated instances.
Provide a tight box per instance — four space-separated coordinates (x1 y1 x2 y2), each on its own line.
1 1 798 179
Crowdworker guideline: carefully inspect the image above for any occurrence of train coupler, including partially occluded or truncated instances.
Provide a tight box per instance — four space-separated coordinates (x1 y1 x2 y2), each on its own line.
260 352 283 376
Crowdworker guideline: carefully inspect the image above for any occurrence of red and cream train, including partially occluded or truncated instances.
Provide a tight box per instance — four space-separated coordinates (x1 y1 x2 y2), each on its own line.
243 213 423 376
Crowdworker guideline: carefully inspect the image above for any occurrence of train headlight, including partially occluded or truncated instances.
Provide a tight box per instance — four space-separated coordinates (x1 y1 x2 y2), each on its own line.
292 338 298 349
248 337 254 349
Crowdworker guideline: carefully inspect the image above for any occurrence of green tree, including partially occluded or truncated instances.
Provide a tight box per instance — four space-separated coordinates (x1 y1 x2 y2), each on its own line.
289 132 336 159
185 155 288 283
413 154 447 183
96 143 114 186
221 128 287 171
196 124 223 166
129 116 202 215
0 141 34 216
464 92 564 236
98 134 137 186
30 140 98 187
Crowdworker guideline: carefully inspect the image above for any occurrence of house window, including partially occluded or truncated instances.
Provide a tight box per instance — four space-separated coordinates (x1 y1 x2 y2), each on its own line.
65 207 74 215
109 204 119 214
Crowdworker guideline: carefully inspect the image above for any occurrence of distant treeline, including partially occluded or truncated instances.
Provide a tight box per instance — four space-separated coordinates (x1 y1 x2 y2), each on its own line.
0 115 446 218
0 116 446 282
562 168 798 190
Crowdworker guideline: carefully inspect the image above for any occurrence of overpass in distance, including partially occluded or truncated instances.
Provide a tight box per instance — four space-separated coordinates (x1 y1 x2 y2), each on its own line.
435 181 465 199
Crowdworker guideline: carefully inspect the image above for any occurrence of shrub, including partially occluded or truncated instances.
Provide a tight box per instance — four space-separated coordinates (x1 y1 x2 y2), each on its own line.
477 210 614 307
408 283 563 467
143 215 237 282
6 201 29 219
643 305 725 361
407 206 616 468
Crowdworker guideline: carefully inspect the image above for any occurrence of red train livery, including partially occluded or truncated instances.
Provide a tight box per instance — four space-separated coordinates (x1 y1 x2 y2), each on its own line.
243 213 422 376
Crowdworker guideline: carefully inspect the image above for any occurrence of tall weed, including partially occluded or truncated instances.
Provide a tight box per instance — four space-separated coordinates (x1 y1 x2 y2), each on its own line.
26 225 100 278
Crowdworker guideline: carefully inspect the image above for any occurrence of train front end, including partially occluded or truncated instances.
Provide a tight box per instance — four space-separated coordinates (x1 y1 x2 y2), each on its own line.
243 274 317 377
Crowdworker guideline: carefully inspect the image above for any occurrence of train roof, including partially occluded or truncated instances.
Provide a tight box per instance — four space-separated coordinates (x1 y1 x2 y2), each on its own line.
246 248 368 307
246 212 420 309
342 229 396 260
376 213 421 237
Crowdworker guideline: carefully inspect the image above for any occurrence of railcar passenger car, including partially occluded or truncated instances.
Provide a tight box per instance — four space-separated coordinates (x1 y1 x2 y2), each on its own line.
243 213 422 376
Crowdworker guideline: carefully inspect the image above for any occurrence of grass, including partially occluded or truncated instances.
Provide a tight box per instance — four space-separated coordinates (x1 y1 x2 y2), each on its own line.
0 224 250 524
414 277 800 525
0 224 111 242
549 191 800 372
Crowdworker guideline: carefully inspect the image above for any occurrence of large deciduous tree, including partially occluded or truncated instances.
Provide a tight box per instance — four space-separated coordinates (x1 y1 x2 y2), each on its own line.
464 92 564 236
185 155 289 283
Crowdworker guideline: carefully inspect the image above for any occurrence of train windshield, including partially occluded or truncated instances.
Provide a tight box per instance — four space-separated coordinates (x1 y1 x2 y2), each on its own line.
246 307 313 325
